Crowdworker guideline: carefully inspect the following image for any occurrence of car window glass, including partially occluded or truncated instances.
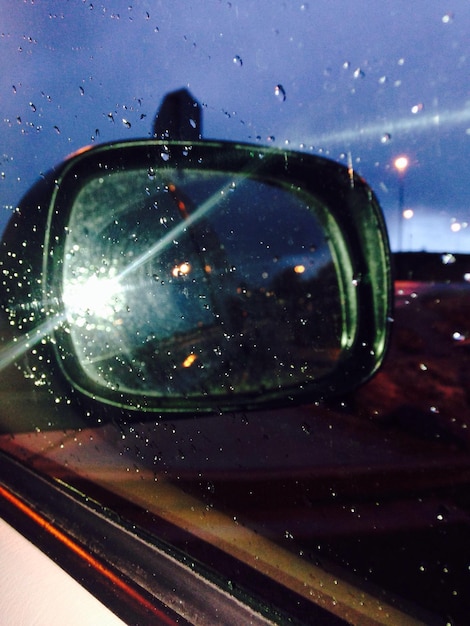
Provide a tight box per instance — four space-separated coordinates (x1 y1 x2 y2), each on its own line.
1 2 470 624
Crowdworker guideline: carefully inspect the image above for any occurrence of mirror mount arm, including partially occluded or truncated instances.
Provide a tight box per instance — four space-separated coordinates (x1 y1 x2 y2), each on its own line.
153 88 203 141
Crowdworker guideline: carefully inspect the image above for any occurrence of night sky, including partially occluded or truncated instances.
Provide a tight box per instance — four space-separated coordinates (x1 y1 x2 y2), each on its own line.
1 0 469 251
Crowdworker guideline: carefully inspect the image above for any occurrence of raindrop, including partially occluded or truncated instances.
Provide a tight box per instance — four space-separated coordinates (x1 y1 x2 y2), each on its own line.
29 102 36 112
441 253 456 265
267 135 275 142
442 12 454 24
436 505 450 521
274 84 286 101
233 55 243 67
411 103 424 114
378 75 388 84
381 133 392 143
53 125 61 134
122 118 131 128
301 422 311 435
353 68 365 79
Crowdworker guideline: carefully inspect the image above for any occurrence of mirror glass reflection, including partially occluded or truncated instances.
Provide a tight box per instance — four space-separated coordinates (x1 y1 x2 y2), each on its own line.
62 169 346 399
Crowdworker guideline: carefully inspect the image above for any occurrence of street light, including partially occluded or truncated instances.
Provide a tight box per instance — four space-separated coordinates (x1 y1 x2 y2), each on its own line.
394 156 409 251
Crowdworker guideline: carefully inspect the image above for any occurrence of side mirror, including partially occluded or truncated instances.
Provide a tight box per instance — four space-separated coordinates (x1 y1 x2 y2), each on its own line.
0 139 392 414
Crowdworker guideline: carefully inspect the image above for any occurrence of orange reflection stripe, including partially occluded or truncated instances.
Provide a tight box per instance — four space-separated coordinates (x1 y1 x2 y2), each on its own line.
0 484 176 625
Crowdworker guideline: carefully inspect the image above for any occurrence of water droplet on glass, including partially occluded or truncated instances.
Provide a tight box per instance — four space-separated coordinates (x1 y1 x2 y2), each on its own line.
441 253 456 265
353 68 365 79
53 125 61 134
29 102 36 112
233 55 243 66
79 86 85 96
381 133 392 144
442 12 454 24
122 118 131 128
267 135 275 143
436 505 449 521
411 103 424 114
274 84 286 101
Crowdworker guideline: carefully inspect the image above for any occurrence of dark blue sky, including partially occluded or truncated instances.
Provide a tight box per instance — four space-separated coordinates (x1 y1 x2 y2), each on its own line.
1 0 469 251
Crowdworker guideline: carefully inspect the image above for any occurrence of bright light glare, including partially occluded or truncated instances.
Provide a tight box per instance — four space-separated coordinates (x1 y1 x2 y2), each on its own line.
63 275 122 320
394 156 409 172
0 174 251 374
171 262 191 277
294 264 306 274
403 209 414 219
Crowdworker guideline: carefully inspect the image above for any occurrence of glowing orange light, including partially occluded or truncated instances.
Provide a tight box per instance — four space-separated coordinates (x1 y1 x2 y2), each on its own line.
294 265 305 274
171 262 191 277
64 145 94 160
182 353 197 368
394 156 409 172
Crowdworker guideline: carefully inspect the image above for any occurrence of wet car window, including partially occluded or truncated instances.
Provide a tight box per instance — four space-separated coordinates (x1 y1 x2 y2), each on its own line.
1 2 470 624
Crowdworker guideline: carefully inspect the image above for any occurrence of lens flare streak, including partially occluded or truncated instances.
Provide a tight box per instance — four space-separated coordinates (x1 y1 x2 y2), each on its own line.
0 312 65 371
306 105 470 146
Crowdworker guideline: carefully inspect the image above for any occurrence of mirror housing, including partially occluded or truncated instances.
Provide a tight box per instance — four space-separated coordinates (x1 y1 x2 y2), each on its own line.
0 139 392 415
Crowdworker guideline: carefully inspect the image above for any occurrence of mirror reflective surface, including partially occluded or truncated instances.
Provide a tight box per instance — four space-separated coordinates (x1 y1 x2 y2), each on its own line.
62 169 349 400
